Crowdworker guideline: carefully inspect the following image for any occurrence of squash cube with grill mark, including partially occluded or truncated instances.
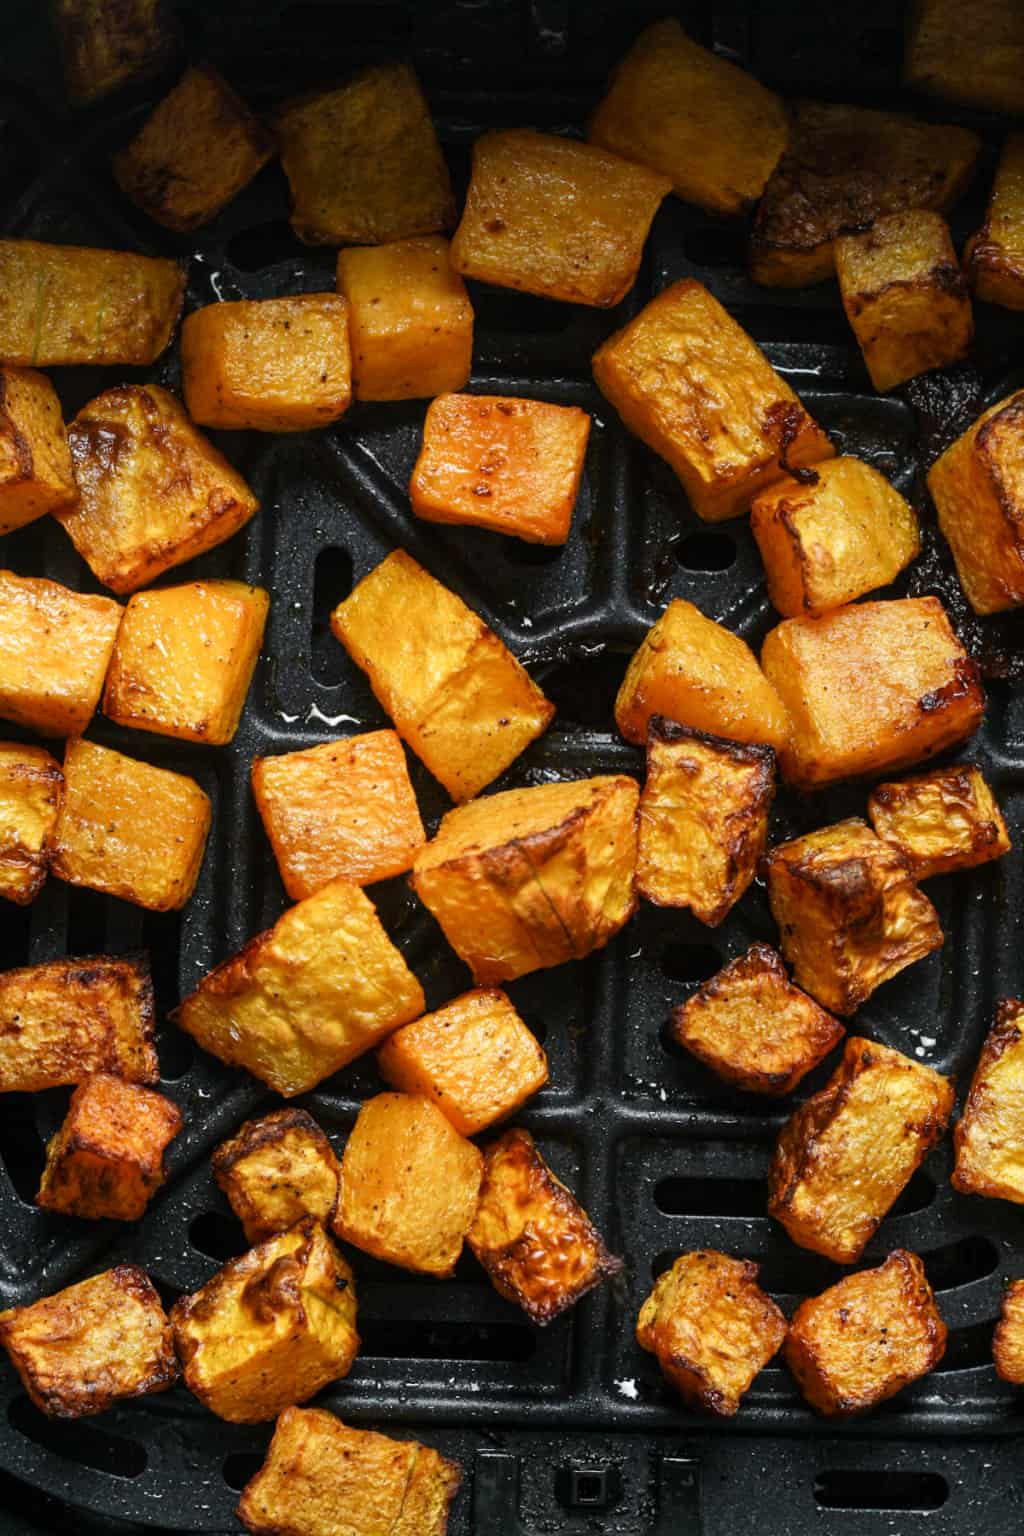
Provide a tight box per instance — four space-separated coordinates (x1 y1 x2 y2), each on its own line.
952 999 1024 1205
0 367 77 535
967 133 1024 311
213 1108 341 1245
0 742 62 906
868 764 1010 881
0 570 122 739
36 1073 182 1221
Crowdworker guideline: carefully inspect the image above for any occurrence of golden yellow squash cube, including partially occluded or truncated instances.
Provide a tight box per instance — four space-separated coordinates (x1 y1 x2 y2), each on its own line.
966 134 1024 310
237 1407 462 1536
171 1219 358 1423
0 367 76 535
769 1038 954 1264
751 457 921 617
993 1279 1024 1383
52 0 177 104
36 1073 182 1221
952 1000 1024 1204
174 878 424 1097
337 236 473 402
213 1108 341 1246
251 731 426 899
377 988 549 1137
411 775 639 985
904 0 1024 116
0 570 121 738
637 1251 786 1416
761 597 985 788
672 942 844 1097
275 64 454 246
450 129 670 308
0 742 62 906
103 579 268 745
928 390 1024 615
331 550 553 802
181 296 352 432
868 764 1011 880
588 19 788 216
334 1092 483 1278
593 280 834 521
0 1265 177 1418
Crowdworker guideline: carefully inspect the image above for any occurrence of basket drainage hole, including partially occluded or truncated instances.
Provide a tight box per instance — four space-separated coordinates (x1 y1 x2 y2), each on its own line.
654 1175 763 1218
311 545 353 686
0 1094 46 1203
8 1396 147 1479
223 1451 264 1491
675 531 736 572
359 1318 536 1362
227 220 300 272
189 1210 244 1262
815 1471 948 1512
535 650 626 729
659 943 720 985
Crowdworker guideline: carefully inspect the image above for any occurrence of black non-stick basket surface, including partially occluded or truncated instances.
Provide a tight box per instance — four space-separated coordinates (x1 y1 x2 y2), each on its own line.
2 1 1024 1531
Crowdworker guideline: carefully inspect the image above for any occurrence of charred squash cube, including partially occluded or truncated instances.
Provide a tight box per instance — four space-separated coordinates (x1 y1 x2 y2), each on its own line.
334 1092 483 1278
868 764 1011 880
409 393 591 546
52 0 177 104
411 775 639 985
251 731 426 899
928 390 1024 615
0 1265 176 1418
751 457 921 618
36 1073 181 1221
967 134 1024 311
0 742 62 906
181 296 352 431
103 579 268 745
59 384 258 595
952 1000 1024 1204
377 988 549 1136
53 738 211 912
761 597 985 788
636 1251 786 1415
587 18 788 216
904 0 1024 117
213 1108 341 1245
331 550 553 802
785 1250 947 1415
175 878 424 1097
0 570 121 738
0 367 76 535
468 1128 621 1324
769 1038 953 1264
171 1219 358 1423
237 1406 462 1536
993 1278 1024 1383
672 943 844 1097
337 236 473 402
450 129 670 308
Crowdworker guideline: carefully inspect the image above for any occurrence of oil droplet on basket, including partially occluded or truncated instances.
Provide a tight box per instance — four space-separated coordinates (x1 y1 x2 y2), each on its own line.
615 1377 639 1400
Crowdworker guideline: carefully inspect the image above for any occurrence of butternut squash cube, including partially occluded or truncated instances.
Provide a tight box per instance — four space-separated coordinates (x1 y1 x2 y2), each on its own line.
171 1219 358 1423
588 18 788 216
672 942 844 1097
331 550 553 802
768 1038 953 1264
637 718 774 925
181 296 351 432
213 1108 341 1245
53 738 211 912
103 579 268 745
593 280 834 521
468 1128 621 1324
275 64 454 246
0 742 62 906
966 134 1024 310
868 764 1011 880
0 367 76 534
0 953 157 1093
411 775 639 985
36 1073 181 1221
59 385 258 594
237 1406 462 1536
0 570 121 738
337 236 473 402
952 1000 1024 1204
450 128 670 308
761 597 985 788
52 0 177 104
409 393 590 546
174 878 424 1097
113 63 274 232
904 0 1024 116
993 1278 1024 1383
751 457 921 617
785 1250 947 1416
334 1092 483 1278
377 988 549 1136
637 1251 786 1415
251 731 425 899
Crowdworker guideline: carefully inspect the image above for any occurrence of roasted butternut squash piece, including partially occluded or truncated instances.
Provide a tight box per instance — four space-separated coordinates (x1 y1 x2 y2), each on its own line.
904 0 1024 116
966 134 1024 311
0 742 62 905
952 1000 1024 1204
993 1279 1024 1383
0 570 121 738
36 1073 181 1221
52 0 177 104
868 764 1010 880
928 390 1024 615
213 1108 341 1245
0 367 76 534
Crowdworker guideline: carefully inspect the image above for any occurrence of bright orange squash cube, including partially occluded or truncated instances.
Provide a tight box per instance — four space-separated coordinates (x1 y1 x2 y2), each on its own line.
0 570 122 738
213 1108 341 1245
868 764 1011 880
36 1073 182 1221
967 133 1024 310
0 742 62 905
928 389 1024 615
0 367 76 535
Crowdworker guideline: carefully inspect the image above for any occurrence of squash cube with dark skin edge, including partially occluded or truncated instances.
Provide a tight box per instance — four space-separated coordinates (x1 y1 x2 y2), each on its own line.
904 0 1024 117
334 1093 483 1279
784 1250 947 1416
593 280 835 522
966 134 1024 311
0 570 121 739
768 1038 954 1265
213 1108 341 1246
993 1279 1024 1383
170 1219 358 1424
952 1000 1024 1205
251 731 426 900
0 742 62 906
173 878 425 1098
868 765 1011 881
410 775 639 986
237 1406 462 1536
377 989 549 1137
672 943 844 1097
0 1265 177 1418
0 367 77 535
36 1073 182 1222
52 0 178 105
636 1251 787 1416
450 129 670 308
